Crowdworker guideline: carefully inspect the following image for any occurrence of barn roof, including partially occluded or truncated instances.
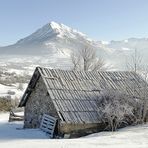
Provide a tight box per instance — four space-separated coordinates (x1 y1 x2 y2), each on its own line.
19 67 148 124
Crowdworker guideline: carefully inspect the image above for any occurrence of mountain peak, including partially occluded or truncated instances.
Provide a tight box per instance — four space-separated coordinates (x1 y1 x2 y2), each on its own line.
48 21 87 38
49 21 68 31
48 21 72 36
16 21 89 45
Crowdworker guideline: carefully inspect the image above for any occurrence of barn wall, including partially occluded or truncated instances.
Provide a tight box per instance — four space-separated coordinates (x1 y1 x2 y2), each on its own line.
60 122 105 138
24 77 59 128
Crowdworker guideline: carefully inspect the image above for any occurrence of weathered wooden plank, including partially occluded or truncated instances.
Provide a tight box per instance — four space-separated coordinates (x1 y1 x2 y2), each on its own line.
53 69 61 78
75 99 84 111
59 100 68 111
62 70 68 80
66 80 73 90
65 71 72 80
45 68 52 78
53 90 60 99
73 71 79 80
106 72 117 89
54 94 65 111
66 71 72 80
79 112 89 123
83 80 90 90
41 68 47 77
90 72 96 80
40 114 57 138
72 111 83 123
71 98 80 111
43 114 57 121
52 100 60 111
70 71 76 80
79 80 86 90
72 80 78 90
104 73 116 89
79 71 85 80
63 111 75 123
55 100 64 111
67 111 77 123
72 100 80 111
45 79 53 89
77 79 84 90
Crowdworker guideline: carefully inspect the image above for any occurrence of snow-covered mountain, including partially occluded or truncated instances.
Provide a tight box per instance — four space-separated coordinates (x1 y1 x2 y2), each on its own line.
0 21 107 56
0 21 148 70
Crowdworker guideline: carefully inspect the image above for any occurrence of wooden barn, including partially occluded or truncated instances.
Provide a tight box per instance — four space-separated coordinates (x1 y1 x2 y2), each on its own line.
19 67 147 138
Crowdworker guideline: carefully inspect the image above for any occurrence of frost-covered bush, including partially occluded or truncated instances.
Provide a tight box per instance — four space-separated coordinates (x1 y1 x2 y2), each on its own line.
0 71 31 85
98 89 137 131
0 97 12 111
0 96 20 111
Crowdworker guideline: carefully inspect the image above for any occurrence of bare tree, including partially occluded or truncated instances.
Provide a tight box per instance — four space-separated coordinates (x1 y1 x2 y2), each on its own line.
126 49 148 123
98 89 136 131
134 70 148 124
71 52 81 71
71 46 107 71
141 66 148 122
126 49 143 73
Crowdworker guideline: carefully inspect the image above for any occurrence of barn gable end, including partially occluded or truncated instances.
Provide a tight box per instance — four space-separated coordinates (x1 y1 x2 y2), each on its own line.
24 76 59 128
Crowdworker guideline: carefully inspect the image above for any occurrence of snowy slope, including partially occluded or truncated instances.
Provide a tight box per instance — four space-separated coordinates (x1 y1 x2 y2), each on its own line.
0 21 107 56
0 113 148 148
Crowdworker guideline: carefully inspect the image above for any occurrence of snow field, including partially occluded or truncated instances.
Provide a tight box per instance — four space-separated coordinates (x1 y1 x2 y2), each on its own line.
0 113 148 148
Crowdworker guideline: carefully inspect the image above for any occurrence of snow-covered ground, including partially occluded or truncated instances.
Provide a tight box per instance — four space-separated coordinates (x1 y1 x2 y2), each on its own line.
0 83 27 99
0 113 148 148
0 54 72 100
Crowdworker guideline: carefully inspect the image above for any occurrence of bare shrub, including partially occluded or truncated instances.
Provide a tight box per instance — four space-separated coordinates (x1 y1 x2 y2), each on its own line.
98 90 137 131
0 97 12 111
133 87 148 124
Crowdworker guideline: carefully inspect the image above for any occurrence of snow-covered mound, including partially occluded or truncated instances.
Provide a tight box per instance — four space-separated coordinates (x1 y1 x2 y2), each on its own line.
0 113 148 148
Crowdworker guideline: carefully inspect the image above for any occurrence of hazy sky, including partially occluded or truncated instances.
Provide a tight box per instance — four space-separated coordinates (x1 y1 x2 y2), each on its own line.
0 0 148 45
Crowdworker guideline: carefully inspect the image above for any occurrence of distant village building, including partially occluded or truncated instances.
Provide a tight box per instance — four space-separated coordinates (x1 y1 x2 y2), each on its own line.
19 67 147 138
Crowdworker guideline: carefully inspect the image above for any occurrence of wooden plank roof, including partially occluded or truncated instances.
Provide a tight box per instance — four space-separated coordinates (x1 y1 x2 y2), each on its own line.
19 67 148 124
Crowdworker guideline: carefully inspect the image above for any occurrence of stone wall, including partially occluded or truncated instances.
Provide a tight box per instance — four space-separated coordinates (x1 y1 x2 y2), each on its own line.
24 77 59 128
